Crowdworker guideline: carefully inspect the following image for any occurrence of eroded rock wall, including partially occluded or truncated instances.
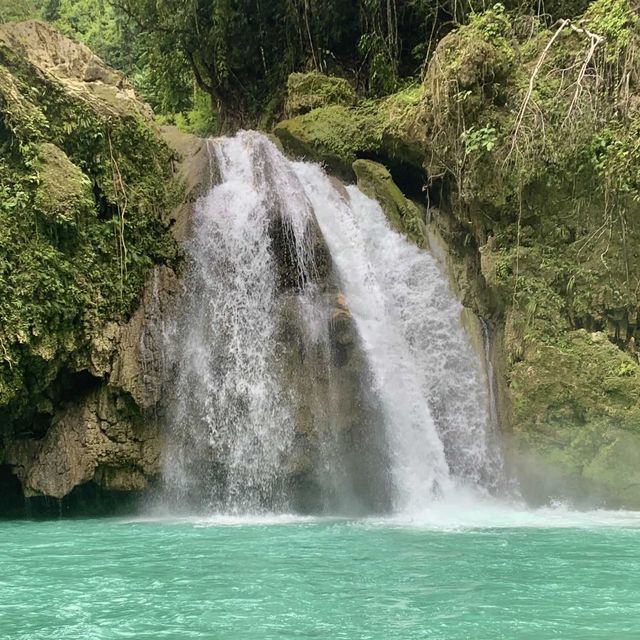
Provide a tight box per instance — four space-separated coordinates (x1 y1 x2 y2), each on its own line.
0 22 207 506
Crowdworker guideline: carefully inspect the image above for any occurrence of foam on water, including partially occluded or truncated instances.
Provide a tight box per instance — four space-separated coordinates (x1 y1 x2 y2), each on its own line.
367 496 640 530
128 513 324 527
137 497 640 531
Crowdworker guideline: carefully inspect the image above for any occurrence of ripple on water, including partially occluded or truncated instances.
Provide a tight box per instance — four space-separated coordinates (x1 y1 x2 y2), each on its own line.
2 504 640 640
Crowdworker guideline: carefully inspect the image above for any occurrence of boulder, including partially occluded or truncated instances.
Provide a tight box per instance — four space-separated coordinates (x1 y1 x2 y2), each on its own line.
285 72 356 117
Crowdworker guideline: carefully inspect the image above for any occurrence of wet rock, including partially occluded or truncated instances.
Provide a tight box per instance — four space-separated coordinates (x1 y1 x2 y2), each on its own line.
6 387 160 499
352 159 424 245
0 22 202 503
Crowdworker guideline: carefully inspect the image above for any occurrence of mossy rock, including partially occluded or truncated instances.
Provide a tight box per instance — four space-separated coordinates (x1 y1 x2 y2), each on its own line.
582 431 640 506
285 72 356 117
274 105 377 177
0 22 180 430
510 328 640 505
352 159 423 245
33 143 93 226
511 329 640 431
274 87 426 179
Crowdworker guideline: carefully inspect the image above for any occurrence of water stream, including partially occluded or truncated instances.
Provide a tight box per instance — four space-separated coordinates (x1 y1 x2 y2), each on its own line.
163 131 505 515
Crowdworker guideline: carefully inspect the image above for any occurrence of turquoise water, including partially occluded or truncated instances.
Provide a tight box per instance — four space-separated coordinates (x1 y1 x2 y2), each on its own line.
2 507 640 639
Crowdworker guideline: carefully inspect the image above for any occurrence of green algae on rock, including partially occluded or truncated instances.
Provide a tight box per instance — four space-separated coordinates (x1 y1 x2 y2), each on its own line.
285 72 356 117
352 159 424 245
275 105 372 177
274 84 424 179
0 21 189 500
510 329 640 504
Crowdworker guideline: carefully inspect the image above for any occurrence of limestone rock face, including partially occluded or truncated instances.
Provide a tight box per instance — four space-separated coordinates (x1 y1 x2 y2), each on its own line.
6 388 160 498
159 125 211 242
0 22 204 505
4 264 180 500
277 287 391 512
109 266 180 410
0 20 150 118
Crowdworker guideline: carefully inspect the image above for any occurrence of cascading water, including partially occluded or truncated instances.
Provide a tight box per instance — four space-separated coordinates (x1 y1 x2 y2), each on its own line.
295 164 505 510
163 133 312 512
163 131 505 515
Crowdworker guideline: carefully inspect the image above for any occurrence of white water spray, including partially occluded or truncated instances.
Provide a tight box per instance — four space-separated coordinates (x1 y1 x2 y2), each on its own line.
295 163 504 510
164 131 505 514
164 133 319 512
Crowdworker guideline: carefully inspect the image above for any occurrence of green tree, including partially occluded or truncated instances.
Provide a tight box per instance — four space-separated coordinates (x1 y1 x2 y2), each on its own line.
0 0 38 22
41 0 60 20
106 0 488 128
111 0 306 129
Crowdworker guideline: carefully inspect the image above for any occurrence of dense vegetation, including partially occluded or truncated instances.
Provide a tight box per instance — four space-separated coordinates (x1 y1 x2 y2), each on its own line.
0 0 596 130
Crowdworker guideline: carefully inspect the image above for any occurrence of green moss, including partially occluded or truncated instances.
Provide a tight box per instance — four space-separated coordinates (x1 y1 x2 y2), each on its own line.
511 329 640 431
509 328 640 504
285 72 356 117
408 0 640 210
365 86 425 168
0 64 48 139
582 432 640 505
33 143 93 226
274 105 379 177
0 32 180 428
352 159 423 244
274 83 425 178
410 4 518 203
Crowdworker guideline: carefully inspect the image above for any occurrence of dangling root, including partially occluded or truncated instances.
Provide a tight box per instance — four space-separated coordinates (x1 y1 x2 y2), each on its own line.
107 130 129 298
506 19 603 163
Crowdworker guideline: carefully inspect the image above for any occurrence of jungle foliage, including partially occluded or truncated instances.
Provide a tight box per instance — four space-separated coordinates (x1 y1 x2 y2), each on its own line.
2 0 609 130
99 0 598 129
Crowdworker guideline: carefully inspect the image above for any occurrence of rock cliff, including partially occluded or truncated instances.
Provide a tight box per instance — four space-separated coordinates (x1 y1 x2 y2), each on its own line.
0 21 206 507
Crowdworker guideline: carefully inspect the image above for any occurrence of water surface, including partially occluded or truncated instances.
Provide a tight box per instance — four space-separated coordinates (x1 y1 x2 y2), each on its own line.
3 505 640 639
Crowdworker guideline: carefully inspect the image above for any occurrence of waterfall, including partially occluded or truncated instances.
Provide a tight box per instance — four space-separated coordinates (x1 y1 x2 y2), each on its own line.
162 131 505 515
163 133 313 513
294 164 505 510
